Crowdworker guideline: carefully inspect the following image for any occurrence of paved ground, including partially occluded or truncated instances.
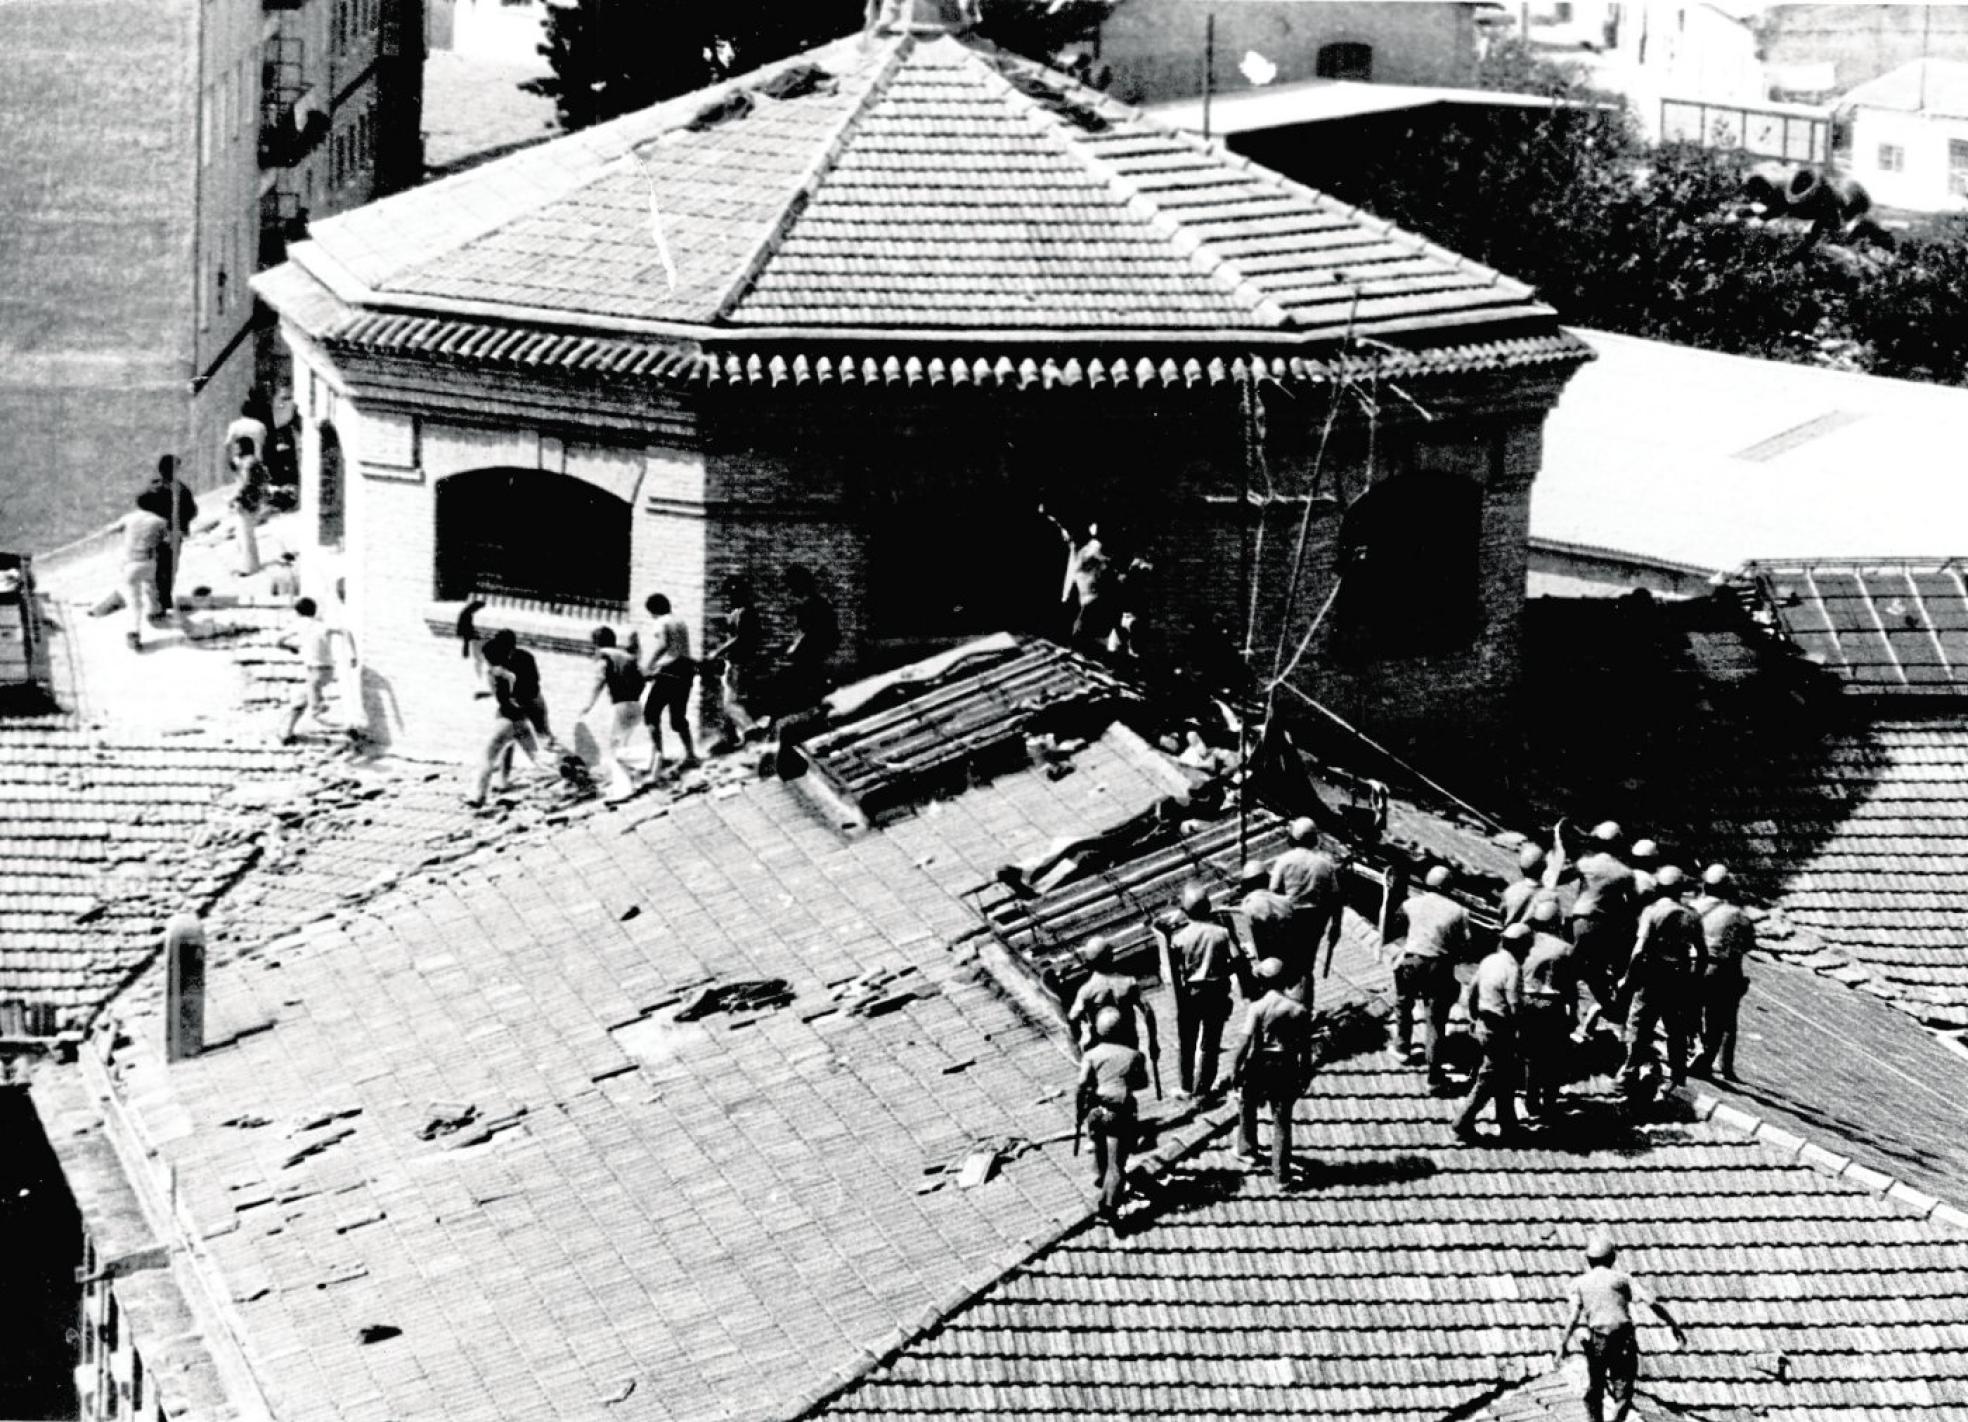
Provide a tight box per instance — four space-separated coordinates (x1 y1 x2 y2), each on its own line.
423 50 559 176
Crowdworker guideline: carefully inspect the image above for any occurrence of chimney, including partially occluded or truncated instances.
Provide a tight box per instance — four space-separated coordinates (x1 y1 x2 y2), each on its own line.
869 0 978 36
164 912 205 1062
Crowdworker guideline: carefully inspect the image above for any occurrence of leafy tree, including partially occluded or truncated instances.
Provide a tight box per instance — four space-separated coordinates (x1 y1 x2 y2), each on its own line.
529 0 1114 133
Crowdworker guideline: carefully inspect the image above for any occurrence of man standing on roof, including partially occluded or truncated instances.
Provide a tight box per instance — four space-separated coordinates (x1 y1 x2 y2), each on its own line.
1615 865 1706 1096
1553 820 1638 1015
1499 843 1551 928
1392 865 1468 1087
1077 1006 1149 1224
1519 899 1578 1118
1068 936 1160 1072
1270 817 1344 981
1233 958 1313 1185
1453 922 1528 1143
1040 506 1118 652
1689 864 1755 1081
1236 859 1297 985
779 565 839 714
1164 883 1240 1097
1554 1230 1687 1422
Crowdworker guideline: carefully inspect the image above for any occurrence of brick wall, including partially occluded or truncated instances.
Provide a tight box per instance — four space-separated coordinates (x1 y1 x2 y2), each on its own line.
1096 0 1478 106
290 335 1570 772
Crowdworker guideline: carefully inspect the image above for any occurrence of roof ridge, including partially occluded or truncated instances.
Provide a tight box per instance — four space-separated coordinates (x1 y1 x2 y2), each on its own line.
708 34 916 323
964 48 1295 330
1690 1086 1968 1231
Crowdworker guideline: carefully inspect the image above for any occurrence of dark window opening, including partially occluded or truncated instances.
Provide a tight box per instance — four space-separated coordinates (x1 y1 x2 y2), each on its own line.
1316 42 1374 82
435 468 630 615
1335 472 1482 657
868 490 1061 639
318 420 345 548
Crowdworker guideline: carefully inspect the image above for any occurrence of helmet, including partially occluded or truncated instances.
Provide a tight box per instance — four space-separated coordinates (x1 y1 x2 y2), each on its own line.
1585 1230 1617 1263
1630 838 1659 863
1529 898 1562 927
1287 817 1317 846
1501 922 1532 948
1180 882 1212 916
1239 859 1269 886
1254 957 1285 982
1093 1006 1124 1042
1424 865 1452 890
1083 935 1115 970
1655 864 1686 894
1703 863 1731 889
1517 843 1546 873
1590 820 1623 844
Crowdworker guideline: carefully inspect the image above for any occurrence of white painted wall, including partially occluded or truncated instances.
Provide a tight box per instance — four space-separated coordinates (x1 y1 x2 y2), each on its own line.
442 0 547 66
1846 104 1968 212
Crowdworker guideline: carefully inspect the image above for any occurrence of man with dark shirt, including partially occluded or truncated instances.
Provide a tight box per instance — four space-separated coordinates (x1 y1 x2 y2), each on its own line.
1269 817 1344 980
1165 883 1239 1096
1689 864 1755 1080
136 456 198 621
705 576 762 753
1616 865 1706 1094
1233 958 1313 1185
1077 1006 1149 1222
782 565 839 712
1393 865 1469 1085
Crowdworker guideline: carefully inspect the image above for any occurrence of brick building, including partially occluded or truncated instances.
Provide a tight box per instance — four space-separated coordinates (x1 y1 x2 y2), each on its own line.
255 0 1587 766
1090 0 1483 107
0 0 423 555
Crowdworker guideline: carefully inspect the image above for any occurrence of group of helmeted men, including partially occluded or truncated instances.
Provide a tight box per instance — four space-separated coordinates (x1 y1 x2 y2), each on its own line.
1061 815 1758 1221
1395 819 1758 1145
1067 816 1342 1219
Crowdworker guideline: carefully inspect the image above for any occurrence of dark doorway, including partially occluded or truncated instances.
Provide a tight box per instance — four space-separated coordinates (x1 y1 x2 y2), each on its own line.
0 1085 83 1419
1316 41 1374 81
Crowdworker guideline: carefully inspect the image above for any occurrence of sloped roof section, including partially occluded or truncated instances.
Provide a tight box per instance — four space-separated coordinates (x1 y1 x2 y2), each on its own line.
1745 559 1968 695
0 723 299 1024
1840 58 1968 120
269 26 1568 359
819 1064 1968 1422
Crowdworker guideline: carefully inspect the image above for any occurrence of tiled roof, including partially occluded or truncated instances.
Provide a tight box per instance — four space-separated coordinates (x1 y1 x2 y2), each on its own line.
73 745 1181 1422
820 1062 1968 1422
264 28 1578 368
1703 716 1968 1024
1744 559 1968 695
799 636 1143 824
0 723 301 1023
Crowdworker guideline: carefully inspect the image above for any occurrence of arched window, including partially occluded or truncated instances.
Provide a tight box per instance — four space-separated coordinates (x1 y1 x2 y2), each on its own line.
1316 42 1374 82
317 421 345 548
434 468 630 613
1335 472 1481 657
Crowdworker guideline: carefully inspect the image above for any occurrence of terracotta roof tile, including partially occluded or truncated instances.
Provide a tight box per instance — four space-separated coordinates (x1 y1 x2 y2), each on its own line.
264 31 1571 368
819 1063 1968 1421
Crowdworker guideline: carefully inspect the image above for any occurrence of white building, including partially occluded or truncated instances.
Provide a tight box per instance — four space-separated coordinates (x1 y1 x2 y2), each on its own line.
1836 57 1968 212
427 0 546 66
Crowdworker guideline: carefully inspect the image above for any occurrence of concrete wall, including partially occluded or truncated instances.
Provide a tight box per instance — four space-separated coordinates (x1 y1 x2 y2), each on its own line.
0 0 200 552
1095 0 1477 106
1847 104 1968 213
1765 3 1968 95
